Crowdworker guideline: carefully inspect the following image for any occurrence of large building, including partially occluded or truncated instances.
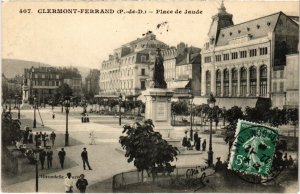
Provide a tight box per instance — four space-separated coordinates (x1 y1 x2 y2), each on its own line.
23 66 83 104
200 2 299 108
99 32 169 98
162 43 201 98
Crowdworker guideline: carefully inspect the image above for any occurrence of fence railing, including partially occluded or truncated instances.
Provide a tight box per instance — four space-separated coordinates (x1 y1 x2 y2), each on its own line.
112 166 205 191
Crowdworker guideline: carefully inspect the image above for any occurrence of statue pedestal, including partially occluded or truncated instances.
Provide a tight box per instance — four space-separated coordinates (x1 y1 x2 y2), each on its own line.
144 88 181 148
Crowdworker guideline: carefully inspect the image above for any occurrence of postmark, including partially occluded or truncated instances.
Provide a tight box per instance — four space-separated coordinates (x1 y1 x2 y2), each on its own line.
228 120 279 177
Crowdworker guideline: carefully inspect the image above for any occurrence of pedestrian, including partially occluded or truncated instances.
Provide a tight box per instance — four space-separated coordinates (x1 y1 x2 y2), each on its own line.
76 174 89 193
196 137 201 151
65 172 74 193
23 127 29 144
46 148 53 169
50 131 56 147
39 148 46 170
34 132 39 147
28 130 33 144
202 139 207 151
52 112 55 119
58 148 66 169
215 157 223 172
193 132 199 147
42 132 48 147
288 155 294 168
89 131 96 145
81 148 92 170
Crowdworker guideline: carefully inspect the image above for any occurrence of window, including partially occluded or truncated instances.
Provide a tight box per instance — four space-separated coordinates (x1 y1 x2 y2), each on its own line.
41 74 45 79
279 71 284 78
259 65 267 96
204 56 211 63
56 81 59 86
240 51 247 58
34 74 38 79
273 82 277 92
206 71 211 95
216 70 221 96
279 82 284 92
140 80 146 90
141 55 146 62
223 69 229 96
56 75 59 79
259 47 268 55
205 42 209 49
240 68 247 96
215 55 222 62
223 54 230 61
250 49 257 57
232 69 238 97
249 66 257 96
231 52 238 60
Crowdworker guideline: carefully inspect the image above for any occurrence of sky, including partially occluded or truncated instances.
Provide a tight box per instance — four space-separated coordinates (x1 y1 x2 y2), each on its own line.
2 1 299 69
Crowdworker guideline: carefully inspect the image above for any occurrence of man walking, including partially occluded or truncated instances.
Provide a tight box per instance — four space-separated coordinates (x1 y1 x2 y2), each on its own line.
58 148 66 169
46 148 53 169
50 131 56 147
76 174 88 193
81 148 92 170
65 172 74 193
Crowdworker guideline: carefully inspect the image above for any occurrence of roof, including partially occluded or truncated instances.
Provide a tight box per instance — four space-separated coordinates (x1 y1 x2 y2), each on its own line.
176 47 201 66
216 12 281 46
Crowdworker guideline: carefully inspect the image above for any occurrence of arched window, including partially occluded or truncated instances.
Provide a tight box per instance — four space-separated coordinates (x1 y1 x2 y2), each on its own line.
231 68 238 96
216 70 221 96
206 71 211 95
249 66 257 96
260 65 267 96
223 69 229 96
240 67 247 96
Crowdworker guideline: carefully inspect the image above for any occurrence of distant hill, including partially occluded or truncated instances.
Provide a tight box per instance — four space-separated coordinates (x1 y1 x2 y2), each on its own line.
2 59 51 78
2 58 92 79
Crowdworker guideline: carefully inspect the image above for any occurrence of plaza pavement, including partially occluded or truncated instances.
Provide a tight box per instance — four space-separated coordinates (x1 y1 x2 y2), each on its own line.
3 107 229 193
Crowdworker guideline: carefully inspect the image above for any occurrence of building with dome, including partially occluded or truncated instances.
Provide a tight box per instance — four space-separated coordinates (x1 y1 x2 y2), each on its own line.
200 2 299 108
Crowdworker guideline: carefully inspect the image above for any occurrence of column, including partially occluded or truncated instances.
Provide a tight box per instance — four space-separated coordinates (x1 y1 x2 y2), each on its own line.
256 65 260 97
211 68 216 95
237 67 240 97
201 69 206 96
246 67 250 96
229 69 232 97
220 69 224 97
267 65 270 97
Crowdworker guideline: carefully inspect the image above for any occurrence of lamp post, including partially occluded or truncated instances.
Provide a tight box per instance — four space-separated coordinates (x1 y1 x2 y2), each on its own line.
119 94 122 126
65 96 70 146
34 148 40 192
61 98 64 113
18 96 21 119
189 91 194 140
207 93 216 167
14 94 18 109
33 96 37 128
9 94 12 113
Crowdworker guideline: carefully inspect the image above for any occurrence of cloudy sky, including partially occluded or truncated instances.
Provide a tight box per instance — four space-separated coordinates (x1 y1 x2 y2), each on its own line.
3 1 299 69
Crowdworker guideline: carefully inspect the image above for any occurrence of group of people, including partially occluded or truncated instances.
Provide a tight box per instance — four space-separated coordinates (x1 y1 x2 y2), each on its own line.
34 131 56 147
65 173 89 193
81 113 90 123
64 147 93 193
182 131 206 151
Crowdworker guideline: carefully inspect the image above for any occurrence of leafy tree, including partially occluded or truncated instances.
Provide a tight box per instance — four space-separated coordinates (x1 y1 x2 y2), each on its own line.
288 108 299 137
2 112 22 146
55 83 73 102
119 119 178 180
224 106 244 152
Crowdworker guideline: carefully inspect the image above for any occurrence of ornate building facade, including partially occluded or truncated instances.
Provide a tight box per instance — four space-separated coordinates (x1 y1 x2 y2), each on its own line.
99 32 169 98
200 2 299 108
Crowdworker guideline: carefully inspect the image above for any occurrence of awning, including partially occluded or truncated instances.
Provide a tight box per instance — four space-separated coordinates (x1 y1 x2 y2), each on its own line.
168 80 190 89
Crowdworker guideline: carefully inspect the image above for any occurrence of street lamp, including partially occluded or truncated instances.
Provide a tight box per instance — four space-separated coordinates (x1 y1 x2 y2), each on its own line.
33 96 37 128
64 96 70 146
119 94 122 126
207 93 216 167
14 94 18 109
61 98 64 113
34 148 40 192
9 94 12 113
189 91 194 140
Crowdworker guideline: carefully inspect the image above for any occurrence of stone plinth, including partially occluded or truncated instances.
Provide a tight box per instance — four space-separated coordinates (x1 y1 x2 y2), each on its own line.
144 88 181 148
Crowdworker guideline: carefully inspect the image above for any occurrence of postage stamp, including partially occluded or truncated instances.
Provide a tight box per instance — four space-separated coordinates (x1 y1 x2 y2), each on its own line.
228 120 279 177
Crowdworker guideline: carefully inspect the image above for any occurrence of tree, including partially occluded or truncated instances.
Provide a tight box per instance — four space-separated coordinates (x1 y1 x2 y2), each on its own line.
119 119 178 180
288 108 299 137
55 83 73 102
171 101 188 125
2 112 22 145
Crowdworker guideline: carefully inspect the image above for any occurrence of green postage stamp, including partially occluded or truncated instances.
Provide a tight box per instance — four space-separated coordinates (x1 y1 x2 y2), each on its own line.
228 120 279 177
